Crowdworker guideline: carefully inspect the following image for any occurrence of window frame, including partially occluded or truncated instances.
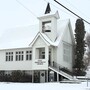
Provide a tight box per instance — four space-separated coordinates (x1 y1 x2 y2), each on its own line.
15 51 24 61
63 43 71 62
41 51 45 59
6 52 13 61
26 51 32 60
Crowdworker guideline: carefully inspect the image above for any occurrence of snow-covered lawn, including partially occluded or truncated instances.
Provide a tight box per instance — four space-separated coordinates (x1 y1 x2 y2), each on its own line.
0 81 90 90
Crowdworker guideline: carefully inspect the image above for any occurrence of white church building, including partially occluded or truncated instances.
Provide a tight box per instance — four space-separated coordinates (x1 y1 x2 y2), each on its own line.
0 3 75 83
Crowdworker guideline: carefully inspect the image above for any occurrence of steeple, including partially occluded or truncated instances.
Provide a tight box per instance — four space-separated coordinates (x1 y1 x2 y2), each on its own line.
38 3 60 42
45 3 51 14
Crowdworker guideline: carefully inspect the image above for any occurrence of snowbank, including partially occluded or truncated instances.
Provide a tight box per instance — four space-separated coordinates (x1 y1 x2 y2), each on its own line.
0 82 90 90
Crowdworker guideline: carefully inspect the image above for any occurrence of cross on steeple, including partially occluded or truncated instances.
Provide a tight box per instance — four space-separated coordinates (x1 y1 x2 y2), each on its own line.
45 3 51 14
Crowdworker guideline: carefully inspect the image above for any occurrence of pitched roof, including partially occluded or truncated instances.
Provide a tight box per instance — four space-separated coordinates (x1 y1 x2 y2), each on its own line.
0 19 72 50
0 25 39 49
29 32 57 47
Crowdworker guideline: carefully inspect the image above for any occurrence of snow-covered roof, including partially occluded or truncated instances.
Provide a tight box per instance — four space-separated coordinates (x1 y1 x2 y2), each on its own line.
0 19 71 50
0 25 39 50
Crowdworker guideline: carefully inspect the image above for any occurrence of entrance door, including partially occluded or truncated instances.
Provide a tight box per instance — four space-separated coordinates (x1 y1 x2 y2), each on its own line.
40 71 45 83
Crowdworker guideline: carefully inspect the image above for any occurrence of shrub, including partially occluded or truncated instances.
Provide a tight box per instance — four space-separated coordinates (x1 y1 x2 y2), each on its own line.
11 70 23 82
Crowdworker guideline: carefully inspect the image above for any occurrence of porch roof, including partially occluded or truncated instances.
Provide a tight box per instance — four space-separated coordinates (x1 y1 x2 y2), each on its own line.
29 32 57 47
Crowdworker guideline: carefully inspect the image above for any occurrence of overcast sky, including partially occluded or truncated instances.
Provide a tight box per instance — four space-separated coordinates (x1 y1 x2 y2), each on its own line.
0 0 90 36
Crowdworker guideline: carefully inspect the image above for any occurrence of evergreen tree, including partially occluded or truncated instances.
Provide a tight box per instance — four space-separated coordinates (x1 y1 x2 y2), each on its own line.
74 19 86 76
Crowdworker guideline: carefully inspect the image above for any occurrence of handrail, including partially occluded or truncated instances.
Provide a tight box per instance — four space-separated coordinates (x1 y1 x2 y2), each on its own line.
49 61 73 76
49 66 73 80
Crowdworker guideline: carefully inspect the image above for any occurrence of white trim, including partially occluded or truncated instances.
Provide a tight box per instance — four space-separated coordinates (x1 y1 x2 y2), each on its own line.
68 19 75 45
29 32 51 47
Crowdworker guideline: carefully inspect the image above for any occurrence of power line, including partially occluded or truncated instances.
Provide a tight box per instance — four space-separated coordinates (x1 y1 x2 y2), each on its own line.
44 0 76 19
54 0 90 25
64 0 90 20
16 0 37 18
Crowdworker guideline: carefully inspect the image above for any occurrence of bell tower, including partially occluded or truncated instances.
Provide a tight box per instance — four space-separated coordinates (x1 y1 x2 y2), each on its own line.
38 3 59 42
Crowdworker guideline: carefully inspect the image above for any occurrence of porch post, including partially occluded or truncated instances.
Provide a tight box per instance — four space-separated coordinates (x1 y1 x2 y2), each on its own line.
57 73 59 82
46 46 49 82
45 46 49 66
32 70 34 83
47 70 48 82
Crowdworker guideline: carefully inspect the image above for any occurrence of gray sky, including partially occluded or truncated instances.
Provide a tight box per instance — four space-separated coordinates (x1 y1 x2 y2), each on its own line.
0 0 90 36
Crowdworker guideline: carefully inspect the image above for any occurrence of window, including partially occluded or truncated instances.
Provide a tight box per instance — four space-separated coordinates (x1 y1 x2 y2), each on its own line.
41 52 45 59
16 51 24 61
26 51 32 60
63 43 71 62
6 52 13 61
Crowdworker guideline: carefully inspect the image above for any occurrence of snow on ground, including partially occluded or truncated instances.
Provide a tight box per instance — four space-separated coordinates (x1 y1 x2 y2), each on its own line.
0 81 90 90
